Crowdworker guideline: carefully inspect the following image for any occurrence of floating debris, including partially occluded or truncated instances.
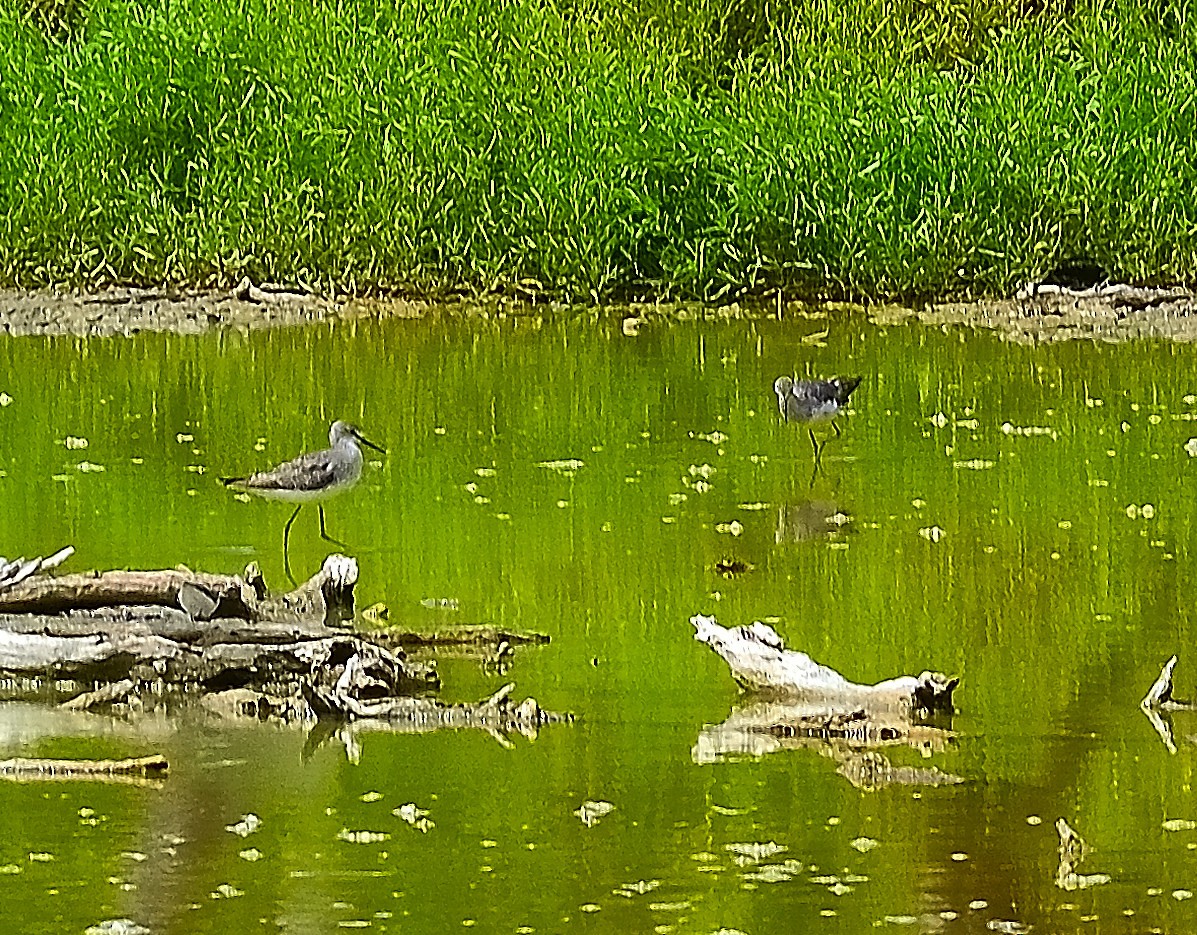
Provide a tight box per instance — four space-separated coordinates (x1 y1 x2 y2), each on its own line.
225 814 261 838
613 879 660 897
85 921 151 935
1001 423 1058 441
725 841 786 866
537 459 585 475
418 597 460 611
851 837 878 853
713 555 751 577
393 803 434 832
741 860 803 884
574 800 615 828
337 829 391 844
1163 818 1197 832
361 603 389 623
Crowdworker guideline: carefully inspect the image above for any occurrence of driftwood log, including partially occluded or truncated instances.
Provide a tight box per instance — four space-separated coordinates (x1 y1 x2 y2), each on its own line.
691 614 957 709
691 614 959 786
0 754 168 780
0 552 566 736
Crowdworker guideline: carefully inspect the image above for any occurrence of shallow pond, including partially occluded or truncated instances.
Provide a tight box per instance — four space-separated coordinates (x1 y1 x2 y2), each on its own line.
2 307 1197 934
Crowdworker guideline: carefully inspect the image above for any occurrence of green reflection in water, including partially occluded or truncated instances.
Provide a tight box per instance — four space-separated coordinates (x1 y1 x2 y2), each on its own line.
2 311 1197 933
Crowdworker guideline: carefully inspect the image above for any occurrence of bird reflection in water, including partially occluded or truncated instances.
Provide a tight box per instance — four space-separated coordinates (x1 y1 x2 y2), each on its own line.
774 499 853 545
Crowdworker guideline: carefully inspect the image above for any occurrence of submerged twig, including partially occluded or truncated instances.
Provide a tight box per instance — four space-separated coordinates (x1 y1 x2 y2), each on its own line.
1140 655 1197 754
1055 818 1110 891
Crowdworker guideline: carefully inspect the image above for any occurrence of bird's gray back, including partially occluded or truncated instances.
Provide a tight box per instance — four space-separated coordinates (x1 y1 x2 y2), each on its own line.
243 445 361 492
774 376 861 422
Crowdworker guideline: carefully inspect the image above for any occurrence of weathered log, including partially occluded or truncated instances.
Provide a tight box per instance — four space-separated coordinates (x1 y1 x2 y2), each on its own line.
0 552 567 736
0 754 167 778
0 553 358 629
691 614 957 710
0 567 256 618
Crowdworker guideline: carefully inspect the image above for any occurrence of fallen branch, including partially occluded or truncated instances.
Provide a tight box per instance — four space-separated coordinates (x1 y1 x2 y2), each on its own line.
374 626 550 649
0 754 167 778
0 552 567 735
1142 655 1194 710
1140 656 1197 753
691 614 957 710
0 567 255 619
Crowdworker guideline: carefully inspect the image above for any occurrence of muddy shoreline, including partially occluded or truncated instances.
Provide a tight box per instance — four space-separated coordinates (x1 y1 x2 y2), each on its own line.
1 282 1194 342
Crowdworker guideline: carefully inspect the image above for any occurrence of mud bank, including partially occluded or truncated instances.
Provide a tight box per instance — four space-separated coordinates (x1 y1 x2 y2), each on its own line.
2 283 1194 341
0 283 427 337
887 284 1197 344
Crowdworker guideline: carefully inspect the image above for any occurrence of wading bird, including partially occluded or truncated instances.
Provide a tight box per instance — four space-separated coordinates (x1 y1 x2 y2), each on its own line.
773 375 862 464
222 420 386 581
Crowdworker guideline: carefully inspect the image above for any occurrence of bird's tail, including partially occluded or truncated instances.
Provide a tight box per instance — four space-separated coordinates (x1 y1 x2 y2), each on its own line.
220 476 246 487
834 376 863 401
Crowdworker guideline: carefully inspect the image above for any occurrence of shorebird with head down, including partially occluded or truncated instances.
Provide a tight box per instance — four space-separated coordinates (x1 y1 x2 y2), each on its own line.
773 375 862 463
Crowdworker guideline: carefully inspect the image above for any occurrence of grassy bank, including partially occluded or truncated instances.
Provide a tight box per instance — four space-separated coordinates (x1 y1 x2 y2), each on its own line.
0 0 1194 300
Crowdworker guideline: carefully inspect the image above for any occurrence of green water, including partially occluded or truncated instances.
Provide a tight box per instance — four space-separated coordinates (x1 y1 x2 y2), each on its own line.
2 309 1197 934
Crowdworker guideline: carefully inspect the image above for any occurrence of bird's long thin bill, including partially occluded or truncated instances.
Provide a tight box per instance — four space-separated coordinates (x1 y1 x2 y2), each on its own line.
360 436 387 454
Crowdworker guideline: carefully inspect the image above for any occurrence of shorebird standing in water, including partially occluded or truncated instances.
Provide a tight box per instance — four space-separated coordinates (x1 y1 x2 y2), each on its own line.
222 420 386 582
773 375 862 464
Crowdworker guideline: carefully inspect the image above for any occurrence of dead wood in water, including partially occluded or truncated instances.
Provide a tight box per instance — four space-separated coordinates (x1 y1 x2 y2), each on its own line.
1140 655 1197 753
690 614 960 787
0 568 256 619
0 552 567 735
690 614 957 710
0 754 168 779
1055 819 1110 891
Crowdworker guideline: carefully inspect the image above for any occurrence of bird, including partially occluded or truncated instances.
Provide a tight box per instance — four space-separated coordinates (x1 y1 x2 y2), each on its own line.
773 375 861 463
222 420 386 582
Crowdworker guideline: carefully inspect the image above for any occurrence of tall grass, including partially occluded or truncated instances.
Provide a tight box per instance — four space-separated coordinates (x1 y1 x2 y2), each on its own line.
0 0 1194 300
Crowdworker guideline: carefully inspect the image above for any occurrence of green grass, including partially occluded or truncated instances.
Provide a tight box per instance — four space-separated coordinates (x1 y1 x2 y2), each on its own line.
0 0 1194 300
